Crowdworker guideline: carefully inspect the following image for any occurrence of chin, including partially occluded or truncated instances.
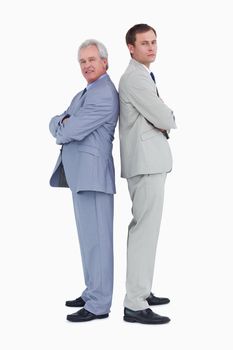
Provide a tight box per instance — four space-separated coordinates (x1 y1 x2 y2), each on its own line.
86 75 95 83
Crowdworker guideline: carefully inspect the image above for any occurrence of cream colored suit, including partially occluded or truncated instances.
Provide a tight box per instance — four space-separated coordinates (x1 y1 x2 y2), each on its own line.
119 59 177 310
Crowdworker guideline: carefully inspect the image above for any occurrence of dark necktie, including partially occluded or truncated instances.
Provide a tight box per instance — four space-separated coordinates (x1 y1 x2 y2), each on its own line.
150 71 155 83
150 72 169 139
150 72 160 97
81 88 87 98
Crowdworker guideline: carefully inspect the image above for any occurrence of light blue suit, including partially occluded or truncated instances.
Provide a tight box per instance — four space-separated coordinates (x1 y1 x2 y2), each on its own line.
49 74 119 314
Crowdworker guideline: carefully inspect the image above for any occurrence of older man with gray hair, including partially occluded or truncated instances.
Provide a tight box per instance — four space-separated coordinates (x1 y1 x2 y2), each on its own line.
49 39 119 322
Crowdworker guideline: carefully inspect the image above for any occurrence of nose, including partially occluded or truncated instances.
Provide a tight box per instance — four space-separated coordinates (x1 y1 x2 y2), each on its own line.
84 62 91 70
148 43 154 51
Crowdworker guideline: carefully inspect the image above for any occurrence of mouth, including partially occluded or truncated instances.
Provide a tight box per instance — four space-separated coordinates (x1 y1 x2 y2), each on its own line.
85 70 94 74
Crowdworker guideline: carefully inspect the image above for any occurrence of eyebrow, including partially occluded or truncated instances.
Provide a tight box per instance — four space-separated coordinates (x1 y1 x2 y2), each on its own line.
79 56 96 62
140 40 157 43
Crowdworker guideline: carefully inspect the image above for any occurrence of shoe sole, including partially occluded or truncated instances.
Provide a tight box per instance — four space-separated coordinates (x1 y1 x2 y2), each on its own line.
123 316 170 324
96 314 109 319
148 301 170 306
67 314 109 322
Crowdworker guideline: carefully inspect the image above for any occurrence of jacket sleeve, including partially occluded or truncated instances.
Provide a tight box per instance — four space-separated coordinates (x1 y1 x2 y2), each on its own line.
123 72 177 130
55 91 114 144
49 111 67 138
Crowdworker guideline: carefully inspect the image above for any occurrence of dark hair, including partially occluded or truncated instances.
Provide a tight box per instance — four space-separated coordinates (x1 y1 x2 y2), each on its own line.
126 24 157 45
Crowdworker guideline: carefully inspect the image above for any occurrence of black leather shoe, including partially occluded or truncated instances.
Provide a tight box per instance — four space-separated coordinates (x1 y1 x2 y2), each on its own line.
65 297 85 307
67 308 109 322
124 307 170 324
146 292 170 306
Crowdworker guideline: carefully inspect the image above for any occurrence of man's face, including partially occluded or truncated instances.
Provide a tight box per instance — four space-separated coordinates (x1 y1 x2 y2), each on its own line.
128 30 157 67
79 45 107 83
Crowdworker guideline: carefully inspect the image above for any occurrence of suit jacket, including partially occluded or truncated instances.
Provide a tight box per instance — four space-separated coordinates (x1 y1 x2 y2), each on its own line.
49 74 119 194
119 59 177 179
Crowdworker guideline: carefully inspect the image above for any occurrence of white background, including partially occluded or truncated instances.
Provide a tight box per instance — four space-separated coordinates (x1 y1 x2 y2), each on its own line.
0 0 232 349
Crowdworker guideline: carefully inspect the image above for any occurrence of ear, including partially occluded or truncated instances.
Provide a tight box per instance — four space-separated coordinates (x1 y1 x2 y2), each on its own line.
127 44 134 54
102 58 108 68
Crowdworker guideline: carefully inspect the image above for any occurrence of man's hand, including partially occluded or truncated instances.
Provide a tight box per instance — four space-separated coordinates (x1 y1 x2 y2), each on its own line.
154 127 169 139
61 114 70 123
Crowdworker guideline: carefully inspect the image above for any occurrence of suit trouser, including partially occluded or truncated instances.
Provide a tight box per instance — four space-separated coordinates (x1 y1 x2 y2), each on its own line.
124 173 167 311
72 191 113 315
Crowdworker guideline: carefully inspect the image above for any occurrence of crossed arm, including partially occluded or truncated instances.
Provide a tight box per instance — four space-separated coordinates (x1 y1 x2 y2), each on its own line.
123 73 177 130
49 93 113 144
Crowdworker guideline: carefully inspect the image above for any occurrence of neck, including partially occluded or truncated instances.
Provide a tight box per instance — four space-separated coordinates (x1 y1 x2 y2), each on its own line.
132 58 150 68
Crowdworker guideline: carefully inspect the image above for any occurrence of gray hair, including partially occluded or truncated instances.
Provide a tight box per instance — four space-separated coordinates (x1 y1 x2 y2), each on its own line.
78 39 109 69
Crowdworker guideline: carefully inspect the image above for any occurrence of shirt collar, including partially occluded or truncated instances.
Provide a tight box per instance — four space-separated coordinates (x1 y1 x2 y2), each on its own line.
142 64 151 74
131 59 151 73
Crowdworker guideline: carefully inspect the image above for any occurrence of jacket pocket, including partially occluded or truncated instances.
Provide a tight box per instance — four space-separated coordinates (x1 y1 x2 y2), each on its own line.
140 128 160 141
76 145 100 157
